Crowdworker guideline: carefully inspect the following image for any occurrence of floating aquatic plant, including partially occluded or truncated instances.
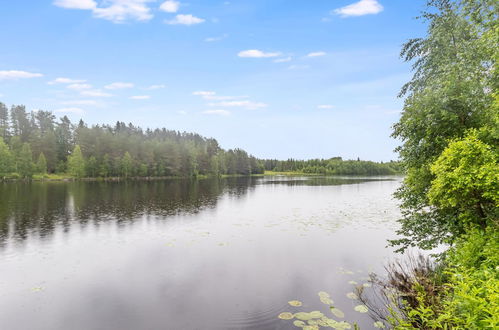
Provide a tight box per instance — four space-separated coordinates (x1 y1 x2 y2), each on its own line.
288 300 303 307
278 312 294 320
293 320 306 327
354 305 368 313
330 307 345 318
374 321 385 328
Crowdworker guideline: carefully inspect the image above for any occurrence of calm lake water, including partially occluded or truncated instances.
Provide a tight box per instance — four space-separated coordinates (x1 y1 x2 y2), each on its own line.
0 176 403 330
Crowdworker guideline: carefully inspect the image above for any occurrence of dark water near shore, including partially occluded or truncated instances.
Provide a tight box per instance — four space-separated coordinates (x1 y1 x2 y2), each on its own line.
0 176 402 330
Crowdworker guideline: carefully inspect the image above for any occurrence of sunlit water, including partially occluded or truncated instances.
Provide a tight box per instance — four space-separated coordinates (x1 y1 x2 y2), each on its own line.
0 176 403 330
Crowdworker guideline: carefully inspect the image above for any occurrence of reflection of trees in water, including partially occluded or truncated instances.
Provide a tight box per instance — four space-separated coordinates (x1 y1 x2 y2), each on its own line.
0 177 258 246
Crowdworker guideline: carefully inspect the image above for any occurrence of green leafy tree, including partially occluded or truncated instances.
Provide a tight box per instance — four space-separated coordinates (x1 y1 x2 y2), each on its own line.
68 145 85 178
428 131 498 231
0 137 14 177
0 102 9 140
390 0 497 250
120 152 133 178
85 156 98 178
17 143 34 178
36 152 47 175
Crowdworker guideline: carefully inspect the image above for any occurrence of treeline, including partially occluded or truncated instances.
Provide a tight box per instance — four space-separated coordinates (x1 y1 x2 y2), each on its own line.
0 104 400 180
263 158 401 175
0 104 264 179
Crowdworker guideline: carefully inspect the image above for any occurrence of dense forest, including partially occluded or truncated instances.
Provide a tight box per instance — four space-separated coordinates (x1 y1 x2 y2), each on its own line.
0 105 399 179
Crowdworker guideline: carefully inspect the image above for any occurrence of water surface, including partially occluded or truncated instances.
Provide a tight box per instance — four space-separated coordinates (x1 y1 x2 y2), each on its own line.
0 176 402 330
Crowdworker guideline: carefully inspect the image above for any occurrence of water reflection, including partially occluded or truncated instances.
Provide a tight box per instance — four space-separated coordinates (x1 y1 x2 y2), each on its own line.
0 176 401 330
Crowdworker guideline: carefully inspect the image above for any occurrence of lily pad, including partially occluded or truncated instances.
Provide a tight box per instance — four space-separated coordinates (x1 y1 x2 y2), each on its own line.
374 321 386 328
293 320 306 327
346 292 358 299
333 321 352 329
348 280 358 285
330 307 345 318
354 305 369 313
278 312 294 320
362 283 372 288
294 312 313 321
318 291 330 298
320 296 334 305
288 300 303 307
309 311 324 319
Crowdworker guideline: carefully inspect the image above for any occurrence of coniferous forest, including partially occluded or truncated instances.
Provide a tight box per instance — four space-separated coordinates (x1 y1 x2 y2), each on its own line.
0 104 400 179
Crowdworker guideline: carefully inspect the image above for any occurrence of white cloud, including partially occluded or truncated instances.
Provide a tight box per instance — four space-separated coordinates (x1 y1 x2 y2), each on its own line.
166 14 205 25
193 91 247 101
209 100 267 110
80 90 113 97
177 110 187 115
48 77 86 85
105 82 134 90
204 34 228 42
144 84 166 90
159 0 179 13
53 0 96 10
130 95 150 99
60 100 99 106
193 91 216 97
318 104 335 109
333 0 383 17
54 0 154 23
307 51 326 57
54 107 85 114
238 49 281 58
0 70 43 80
202 109 231 116
67 83 93 90
274 57 292 63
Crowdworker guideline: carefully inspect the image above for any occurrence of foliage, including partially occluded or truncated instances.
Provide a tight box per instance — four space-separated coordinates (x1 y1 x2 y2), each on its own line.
0 106 265 179
67 145 85 178
263 158 401 176
36 152 47 175
390 0 498 250
0 137 14 177
429 131 498 231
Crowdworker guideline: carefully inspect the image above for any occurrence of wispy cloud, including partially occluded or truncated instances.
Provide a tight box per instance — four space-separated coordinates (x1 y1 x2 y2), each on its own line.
130 95 150 100
53 0 96 10
80 90 113 97
274 57 292 63
333 0 383 17
159 0 180 13
317 104 335 109
67 83 92 90
0 70 43 80
208 100 267 110
105 82 134 90
54 0 154 23
48 77 86 85
54 107 85 114
204 33 228 42
238 50 281 58
60 99 99 106
165 14 205 25
202 109 231 116
307 51 326 57
193 91 246 101
144 84 166 90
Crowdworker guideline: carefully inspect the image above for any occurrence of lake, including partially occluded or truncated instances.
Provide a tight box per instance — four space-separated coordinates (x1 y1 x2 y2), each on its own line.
0 176 403 330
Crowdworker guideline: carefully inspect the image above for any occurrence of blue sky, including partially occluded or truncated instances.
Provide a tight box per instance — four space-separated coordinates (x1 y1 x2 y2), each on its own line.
0 0 427 161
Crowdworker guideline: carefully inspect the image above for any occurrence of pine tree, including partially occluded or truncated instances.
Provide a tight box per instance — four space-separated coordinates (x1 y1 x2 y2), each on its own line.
0 137 14 177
